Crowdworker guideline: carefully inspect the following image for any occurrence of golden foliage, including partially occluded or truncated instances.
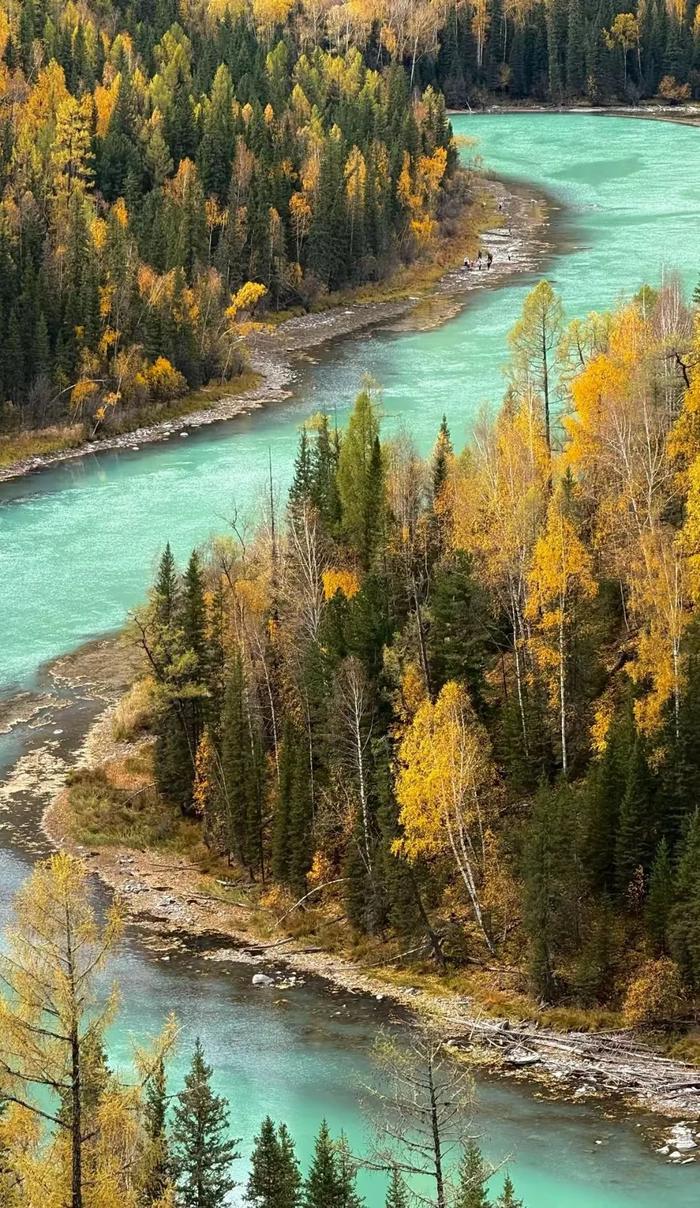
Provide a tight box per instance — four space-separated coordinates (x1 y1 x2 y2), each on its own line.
322 567 360 600
622 958 684 1027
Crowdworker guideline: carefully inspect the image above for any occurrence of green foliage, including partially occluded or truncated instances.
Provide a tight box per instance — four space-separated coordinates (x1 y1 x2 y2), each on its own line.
455 1142 491 1208
303 1122 363 1208
172 1039 240 1208
246 1116 302 1208
337 390 385 569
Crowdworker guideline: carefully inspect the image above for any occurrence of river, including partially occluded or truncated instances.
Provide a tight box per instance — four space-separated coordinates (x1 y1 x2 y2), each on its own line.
1 113 700 1204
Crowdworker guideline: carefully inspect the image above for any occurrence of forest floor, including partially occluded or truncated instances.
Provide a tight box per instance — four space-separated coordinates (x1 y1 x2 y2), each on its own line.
3 634 691 1141
0 172 550 484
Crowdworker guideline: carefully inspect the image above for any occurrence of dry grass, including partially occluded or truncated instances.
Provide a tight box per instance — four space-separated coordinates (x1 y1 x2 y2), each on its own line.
65 758 199 854
111 678 156 742
0 424 85 468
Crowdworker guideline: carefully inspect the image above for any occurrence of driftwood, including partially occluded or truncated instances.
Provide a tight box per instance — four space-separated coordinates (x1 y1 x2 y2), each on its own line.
275 878 348 925
444 1013 700 1108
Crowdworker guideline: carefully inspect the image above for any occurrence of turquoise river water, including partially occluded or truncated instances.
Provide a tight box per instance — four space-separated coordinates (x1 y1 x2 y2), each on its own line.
1 113 700 1205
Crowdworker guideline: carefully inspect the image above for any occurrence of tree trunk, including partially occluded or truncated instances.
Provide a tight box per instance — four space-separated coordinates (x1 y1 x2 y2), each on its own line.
427 1056 446 1208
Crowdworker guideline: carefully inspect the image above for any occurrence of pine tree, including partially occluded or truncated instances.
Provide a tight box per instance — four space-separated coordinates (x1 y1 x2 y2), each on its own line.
614 738 656 899
172 1039 240 1208
431 414 453 499
143 1057 171 1204
182 550 207 666
198 64 235 201
303 1121 363 1208
495 1173 523 1208
585 705 634 894
427 552 489 703
221 651 264 877
669 811 700 988
246 1116 301 1208
524 784 583 1001
310 413 342 531
289 427 313 509
155 539 177 612
384 1168 409 1208
455 1142 491 1208
645 838 674 952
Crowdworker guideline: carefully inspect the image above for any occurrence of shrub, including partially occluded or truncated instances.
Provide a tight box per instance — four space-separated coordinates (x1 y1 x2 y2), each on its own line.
622 958 685 1028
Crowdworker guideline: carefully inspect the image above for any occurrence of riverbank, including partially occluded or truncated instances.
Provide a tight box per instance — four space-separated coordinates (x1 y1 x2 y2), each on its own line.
18 639 697 1136
448 101 700 128
0 174 548 485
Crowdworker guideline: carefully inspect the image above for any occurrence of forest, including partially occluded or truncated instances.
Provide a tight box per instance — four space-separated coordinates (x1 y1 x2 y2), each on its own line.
0 0 698 440
67 272 699 1032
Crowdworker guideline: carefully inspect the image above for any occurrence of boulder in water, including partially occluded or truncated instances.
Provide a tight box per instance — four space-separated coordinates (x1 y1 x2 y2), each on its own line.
252 972 274 987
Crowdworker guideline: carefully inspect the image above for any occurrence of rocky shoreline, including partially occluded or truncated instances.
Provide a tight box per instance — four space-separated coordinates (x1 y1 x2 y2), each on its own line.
0 175 548 486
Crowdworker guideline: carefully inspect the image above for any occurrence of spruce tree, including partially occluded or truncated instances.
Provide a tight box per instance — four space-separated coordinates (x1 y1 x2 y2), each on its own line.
143 1057 171 1204
336 390 385 569
289 427 313 509
221 651 264 877
384 1168 409 1208
171 1039 240 1208
523 784 583 1001
585 705 634 893
614 738 656 899
431 414 453 498
455 1142 491 1208
246 1116 301 1208
668 810 700 988
645 838 674 952
495 1173 523 1208
303 1122 363 1208
310 413 342 531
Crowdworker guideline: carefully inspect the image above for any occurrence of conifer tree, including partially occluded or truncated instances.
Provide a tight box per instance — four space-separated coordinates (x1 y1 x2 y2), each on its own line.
220 650 264 877
495 1173 523 1208
246 1116 301 1208
614 739 656 898
143 1057 171 1204
645 839 674 953
289 427 313 509
310 413 342 531
668 811 700 988
337 390 385 568
431 414 453 499
172 1039 240 1208
384 1168 410 1208
455 1142 491 1208
303 1121 362 1208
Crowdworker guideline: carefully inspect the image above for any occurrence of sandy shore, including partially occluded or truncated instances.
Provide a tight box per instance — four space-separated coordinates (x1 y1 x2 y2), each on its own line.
0 176 549 486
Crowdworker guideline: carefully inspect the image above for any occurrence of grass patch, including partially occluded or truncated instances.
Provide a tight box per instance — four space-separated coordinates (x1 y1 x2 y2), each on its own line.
0 425 85 469
111 678 156 742
65 760 200 854
102 371 262 436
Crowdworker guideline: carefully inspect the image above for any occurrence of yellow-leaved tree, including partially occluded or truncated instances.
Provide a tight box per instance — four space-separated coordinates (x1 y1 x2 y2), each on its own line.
526 479 597 775
0 854 175 1208
394 680 497 952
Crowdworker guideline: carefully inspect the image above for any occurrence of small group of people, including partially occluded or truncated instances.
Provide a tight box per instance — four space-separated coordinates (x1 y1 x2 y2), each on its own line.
464 247 493 271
